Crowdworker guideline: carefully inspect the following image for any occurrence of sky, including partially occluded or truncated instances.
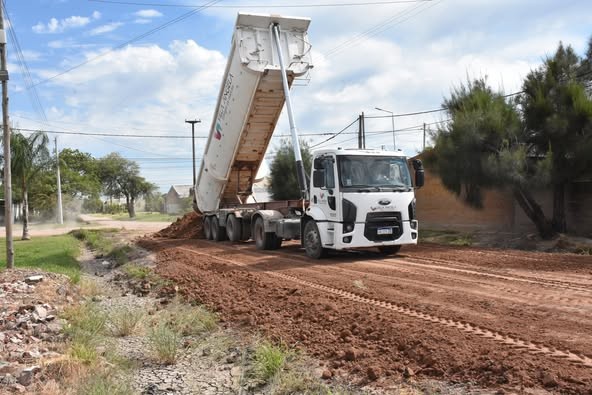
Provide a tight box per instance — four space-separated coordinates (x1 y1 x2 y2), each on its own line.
4 0 592 192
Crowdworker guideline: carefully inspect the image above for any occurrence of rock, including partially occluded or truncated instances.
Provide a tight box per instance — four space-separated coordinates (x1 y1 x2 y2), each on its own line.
1 373 17 385
102 260 111 267
202 348 212 357
22 349 41 359
33 305 48 321
10 383 26 393
541 372 557 387
367 366 382 381
17 366 40 386
0 361 17 375
25 275 43 284
344 347 359 361
403 366 415 378
321 369 333 379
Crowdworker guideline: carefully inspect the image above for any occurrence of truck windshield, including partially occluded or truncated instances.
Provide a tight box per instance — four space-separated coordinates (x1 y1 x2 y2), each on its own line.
338 155 412 190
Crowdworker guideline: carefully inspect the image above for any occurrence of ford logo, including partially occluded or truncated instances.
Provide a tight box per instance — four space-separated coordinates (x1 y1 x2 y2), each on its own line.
378 199 391 205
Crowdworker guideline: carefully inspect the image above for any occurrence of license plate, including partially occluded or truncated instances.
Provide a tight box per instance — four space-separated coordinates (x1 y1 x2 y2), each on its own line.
377 227 393 235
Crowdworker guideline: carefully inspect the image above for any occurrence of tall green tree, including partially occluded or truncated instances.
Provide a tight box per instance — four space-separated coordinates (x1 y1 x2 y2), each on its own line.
97 153 156 218
429 78 555 238
59 148 101 199
269 139 312 200
520 43 592 233
8 131 50 240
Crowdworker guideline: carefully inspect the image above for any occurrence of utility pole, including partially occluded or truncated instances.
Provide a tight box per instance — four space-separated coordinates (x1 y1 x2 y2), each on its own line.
55 137 63 225
423 122 426 151
0 2 13 269
185 119 201 186
358 114 363 149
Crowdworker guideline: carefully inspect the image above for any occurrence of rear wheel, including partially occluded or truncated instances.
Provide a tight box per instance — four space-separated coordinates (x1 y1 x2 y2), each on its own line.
253 217 279 250
203 216 212 240
377 245 401 255
211 217 227 242
303 221 327 259
226 214 242 242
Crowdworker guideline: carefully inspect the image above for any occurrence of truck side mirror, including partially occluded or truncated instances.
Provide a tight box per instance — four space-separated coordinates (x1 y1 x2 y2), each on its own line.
412 159 424 188
313 170 325 188
313 157 324 170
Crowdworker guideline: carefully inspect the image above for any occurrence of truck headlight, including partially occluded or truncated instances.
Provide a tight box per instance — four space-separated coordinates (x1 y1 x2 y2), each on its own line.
342 222 355 233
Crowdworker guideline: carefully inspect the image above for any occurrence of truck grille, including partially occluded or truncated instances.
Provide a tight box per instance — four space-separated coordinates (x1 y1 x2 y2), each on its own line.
364 211 403 241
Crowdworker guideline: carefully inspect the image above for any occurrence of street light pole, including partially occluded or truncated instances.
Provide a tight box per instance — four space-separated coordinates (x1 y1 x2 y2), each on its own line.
375 107 396 150
185 119 201 186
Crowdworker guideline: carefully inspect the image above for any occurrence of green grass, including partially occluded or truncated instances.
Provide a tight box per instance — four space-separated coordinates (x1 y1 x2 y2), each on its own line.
251 342 290 383
104 212 181 222
70 229 115 256
148 323 181 364
158 302 218 336
122 263 152 280
0 234 81 281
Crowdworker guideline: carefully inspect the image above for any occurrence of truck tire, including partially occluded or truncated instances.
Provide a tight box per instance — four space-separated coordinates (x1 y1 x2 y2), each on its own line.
303 221 327 259
204 216 213 240
378 245 401 255
226 214 242 242
211 217 227 242
253 217 278 250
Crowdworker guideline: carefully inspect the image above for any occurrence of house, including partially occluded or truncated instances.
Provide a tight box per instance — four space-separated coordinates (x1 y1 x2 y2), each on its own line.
165 185 192 214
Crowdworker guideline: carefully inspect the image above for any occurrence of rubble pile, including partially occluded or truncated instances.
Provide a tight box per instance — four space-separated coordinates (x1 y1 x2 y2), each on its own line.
0 272 72 393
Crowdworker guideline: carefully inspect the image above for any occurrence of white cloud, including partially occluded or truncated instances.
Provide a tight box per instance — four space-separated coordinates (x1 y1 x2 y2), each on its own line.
134 19 152 25
19 50 43 62
32 15 92 34
134 9 163 18
93 11 102 20
89 22 124 36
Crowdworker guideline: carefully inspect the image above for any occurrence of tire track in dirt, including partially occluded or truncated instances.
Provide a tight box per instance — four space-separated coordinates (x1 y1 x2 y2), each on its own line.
173 245 592 370
206 241 592 312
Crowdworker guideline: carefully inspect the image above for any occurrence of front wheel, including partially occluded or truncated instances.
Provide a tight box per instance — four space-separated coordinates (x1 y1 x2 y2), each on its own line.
377 245 401 255
303 221 327 259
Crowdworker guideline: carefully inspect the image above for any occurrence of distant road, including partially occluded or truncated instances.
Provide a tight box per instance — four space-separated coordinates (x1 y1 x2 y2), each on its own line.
0 214 171 238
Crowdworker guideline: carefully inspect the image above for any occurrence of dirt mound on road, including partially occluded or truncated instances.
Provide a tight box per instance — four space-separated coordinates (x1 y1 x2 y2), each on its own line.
155 211 203 239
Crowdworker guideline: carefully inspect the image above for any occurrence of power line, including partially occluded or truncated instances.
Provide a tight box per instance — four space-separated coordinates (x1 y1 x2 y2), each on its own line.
309 118 359 148
89 0 435 8
30 0 222 88
325 0 441 58
3 2 47 122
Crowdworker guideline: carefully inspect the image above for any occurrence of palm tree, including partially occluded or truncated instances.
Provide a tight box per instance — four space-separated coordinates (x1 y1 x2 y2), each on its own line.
9 131 50 240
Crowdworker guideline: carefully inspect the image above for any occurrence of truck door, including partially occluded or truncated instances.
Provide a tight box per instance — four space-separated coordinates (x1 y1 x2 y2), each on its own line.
311 156 338 222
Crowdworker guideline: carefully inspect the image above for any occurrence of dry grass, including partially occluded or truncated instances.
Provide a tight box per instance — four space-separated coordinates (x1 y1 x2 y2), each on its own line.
109 307 144 337
79 278 102 298
148 323 181 365
250 341 290 383
158 300 218 336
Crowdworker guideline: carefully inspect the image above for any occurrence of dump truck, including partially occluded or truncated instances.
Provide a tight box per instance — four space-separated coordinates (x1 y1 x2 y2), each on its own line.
194 12 424 258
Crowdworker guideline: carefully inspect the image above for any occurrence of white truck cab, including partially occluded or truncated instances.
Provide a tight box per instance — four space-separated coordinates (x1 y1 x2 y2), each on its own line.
302 148 423 258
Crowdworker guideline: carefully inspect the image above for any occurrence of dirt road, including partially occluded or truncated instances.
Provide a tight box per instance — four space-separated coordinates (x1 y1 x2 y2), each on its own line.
139 237 592 394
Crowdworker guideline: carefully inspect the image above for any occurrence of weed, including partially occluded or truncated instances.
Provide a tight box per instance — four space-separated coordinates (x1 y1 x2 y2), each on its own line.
63 306 106 338
159 301 217 336
352 279 367 290
107 245 132 266
271 371 331 395
76 371 133 395
148 323 181 364
63 303 107 337
79 278 102 298
109 308 144 337
577 247 592 255
251 341 289 383
123 264 151 280
69 338 99 364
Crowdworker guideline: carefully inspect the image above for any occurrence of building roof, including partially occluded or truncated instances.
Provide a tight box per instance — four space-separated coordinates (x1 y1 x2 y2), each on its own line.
169 184 193 198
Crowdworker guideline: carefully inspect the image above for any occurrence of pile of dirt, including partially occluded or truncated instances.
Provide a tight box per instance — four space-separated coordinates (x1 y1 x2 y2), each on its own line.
155 211 203 239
